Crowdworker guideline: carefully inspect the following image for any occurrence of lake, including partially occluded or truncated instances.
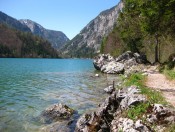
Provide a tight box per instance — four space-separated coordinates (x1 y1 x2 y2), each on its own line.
0 58 119 132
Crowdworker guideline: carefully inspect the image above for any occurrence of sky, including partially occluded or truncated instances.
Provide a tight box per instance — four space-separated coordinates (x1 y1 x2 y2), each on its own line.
0 0 119 39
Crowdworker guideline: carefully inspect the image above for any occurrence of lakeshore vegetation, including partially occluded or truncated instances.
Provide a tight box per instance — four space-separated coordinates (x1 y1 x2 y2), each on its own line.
101 0 175 64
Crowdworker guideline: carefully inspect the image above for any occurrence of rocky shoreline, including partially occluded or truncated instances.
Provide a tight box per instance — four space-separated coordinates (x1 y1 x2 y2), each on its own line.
93 51 149 75
76 85 175 132
41 51 175 132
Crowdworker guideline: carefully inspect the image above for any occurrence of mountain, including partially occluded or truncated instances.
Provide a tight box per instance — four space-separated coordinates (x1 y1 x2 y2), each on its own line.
19 19 69 49
0 11 31 32
0 24 59 58
0 11 69 49
61 1 123 58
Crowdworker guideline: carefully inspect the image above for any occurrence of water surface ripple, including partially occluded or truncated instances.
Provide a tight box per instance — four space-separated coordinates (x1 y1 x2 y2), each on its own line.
0 58 119 132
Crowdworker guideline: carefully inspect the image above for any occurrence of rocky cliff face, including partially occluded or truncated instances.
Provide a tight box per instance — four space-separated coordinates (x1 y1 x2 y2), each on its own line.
19 19 69 49
61 1 123 58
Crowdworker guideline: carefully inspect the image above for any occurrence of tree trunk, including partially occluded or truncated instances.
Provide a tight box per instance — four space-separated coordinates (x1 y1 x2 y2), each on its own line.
155 34 159 63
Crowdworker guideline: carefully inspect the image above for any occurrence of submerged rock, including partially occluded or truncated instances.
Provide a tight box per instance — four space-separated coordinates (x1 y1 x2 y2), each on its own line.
41 103 74 123
40 120 72 132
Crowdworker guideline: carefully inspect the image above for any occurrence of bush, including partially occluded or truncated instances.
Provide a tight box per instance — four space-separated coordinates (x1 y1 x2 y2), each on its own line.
167 53 175 69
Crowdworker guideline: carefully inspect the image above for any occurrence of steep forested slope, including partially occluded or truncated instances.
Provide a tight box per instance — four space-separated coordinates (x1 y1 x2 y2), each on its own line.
0 24 59 58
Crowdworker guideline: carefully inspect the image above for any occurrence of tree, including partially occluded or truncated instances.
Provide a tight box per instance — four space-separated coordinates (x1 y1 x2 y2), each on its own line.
117 0 175 63
138 0 171 62
117 0 143 53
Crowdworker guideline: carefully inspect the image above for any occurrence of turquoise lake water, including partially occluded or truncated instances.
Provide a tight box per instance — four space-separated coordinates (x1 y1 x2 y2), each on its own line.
0 58 119 132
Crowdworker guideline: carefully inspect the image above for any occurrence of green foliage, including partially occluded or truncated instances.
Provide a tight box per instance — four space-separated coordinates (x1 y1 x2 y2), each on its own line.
119 129 123 132
159 56 175 80
100 26 127 57
100 37 107 53
127 103 149 120
75 44 96 58
103 0 175 63
117 0 143 53
0 24 59 58
61 34 96 58
139 0 166 34
166 53 175 69
163 68 175 80
111 48 123 57
0 44 12 57
125 73 144 87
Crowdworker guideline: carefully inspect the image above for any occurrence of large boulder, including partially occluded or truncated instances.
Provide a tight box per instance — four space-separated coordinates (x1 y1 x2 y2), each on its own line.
75 112 103 132
93 51 149 74
41 103 74 123
116 86 146 110
116 51 149 64
123 58 137 69
133 53 149 64
116 51 134 62
93 54 114 70
101 61 124 74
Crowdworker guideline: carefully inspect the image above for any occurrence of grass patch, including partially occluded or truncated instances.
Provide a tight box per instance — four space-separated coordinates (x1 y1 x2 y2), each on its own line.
127 103 149 120
163 68 175 80
159 64 175 80
123 73 167 120
125 73 144 87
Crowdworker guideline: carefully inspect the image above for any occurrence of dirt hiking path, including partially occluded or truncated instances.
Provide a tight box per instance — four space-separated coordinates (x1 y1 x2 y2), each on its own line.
146 72 175 107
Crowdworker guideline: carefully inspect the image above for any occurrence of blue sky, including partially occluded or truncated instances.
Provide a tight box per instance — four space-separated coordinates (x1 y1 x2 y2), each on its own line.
0 0 119 39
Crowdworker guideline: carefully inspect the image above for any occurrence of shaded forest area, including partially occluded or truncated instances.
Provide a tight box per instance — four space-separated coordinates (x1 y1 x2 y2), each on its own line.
0 24 59 58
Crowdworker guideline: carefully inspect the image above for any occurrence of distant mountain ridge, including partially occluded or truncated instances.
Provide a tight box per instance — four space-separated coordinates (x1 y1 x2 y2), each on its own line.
20 19 69 49
61 1 123 58
0 11 31 32
0 11 69 49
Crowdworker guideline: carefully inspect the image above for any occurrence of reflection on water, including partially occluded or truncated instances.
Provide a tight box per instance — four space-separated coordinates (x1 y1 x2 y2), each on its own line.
0 58 120 131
